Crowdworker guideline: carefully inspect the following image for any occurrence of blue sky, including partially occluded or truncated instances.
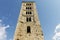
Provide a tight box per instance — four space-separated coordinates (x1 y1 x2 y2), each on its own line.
0 0 60 40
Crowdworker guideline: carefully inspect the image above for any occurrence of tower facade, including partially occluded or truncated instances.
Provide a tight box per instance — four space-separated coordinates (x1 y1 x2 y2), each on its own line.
13 1 44 40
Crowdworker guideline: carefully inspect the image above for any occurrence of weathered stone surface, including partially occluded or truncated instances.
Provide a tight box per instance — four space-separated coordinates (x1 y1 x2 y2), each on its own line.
13 1 44 40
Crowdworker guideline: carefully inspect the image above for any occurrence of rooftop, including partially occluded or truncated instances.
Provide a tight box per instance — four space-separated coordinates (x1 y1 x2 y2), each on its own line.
22 1 35 3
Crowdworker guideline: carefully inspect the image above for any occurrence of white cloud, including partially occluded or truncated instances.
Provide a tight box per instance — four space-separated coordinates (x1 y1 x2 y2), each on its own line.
53 24 60 40
0 19 2 22
0 19 10 40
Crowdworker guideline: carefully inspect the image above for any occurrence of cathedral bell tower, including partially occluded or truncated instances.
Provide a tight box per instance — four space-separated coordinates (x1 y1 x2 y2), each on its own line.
13 1 44 40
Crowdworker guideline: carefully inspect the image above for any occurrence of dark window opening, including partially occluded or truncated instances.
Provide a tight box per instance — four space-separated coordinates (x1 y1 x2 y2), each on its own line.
26 17 28 22
26 12 28 14
26 17 31 22
27 26 31 33
17 39 19 40
29 17 31 21
26 7 29 9
26 7 27 9
26 4 29 5
30 7 31 9
26 7 32 10
28 12 30 14
26 4 31 5
42 33 43 36
26 4 28 5
30 4 31 5
26 12 32 14
30 12 32 14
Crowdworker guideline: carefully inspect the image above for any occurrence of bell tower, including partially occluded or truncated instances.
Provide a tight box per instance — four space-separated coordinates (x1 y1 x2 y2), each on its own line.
13 1 44 40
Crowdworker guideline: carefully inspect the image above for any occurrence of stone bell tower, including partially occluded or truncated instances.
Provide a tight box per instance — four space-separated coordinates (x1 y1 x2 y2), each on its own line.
13 1 44 40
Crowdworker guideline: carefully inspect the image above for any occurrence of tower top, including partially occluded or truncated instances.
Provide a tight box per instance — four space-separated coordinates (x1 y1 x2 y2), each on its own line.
22 1 35 3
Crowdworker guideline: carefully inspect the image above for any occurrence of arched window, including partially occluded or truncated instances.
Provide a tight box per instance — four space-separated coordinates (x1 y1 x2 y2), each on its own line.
26 17 31 22
26 4 31 6
26 7 29 9
26 17 28 22
29 17 31 21
27 26 31 33
30 7 31 9
26 12 32 14
30 12 32 14
26 7 31 9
